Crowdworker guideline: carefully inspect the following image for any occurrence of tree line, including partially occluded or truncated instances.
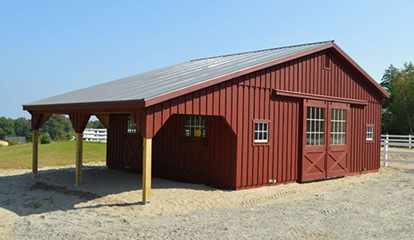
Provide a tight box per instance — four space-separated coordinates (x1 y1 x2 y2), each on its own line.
380 63 414 134
0 115 104 143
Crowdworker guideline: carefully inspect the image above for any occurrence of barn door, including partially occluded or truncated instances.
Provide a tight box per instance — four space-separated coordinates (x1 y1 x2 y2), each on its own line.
301 100 350 181
302 100 327 181
326 102 350 178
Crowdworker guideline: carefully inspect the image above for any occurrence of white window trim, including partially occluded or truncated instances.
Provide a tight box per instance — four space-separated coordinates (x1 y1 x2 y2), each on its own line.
254 121 269 144
366 125 374 141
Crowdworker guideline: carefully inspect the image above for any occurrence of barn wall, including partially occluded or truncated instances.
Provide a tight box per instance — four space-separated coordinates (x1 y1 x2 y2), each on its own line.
138 49 383 189
153 115 236 189
107 114 142 171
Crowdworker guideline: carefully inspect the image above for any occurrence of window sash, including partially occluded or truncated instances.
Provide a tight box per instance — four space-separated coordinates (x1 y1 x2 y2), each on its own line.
127 116 137 134
254 121 269 143
184 115 206 138
330 109 346 145
306 107 325 145
366 126 374 141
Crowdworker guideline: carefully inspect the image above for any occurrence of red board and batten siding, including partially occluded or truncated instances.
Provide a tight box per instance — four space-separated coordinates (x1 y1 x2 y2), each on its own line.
137 49 382 189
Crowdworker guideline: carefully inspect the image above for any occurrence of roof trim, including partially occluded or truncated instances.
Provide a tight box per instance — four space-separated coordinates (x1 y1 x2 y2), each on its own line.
330 43 389 97
273 89 368 106
145 43 388 107
190 40 335 62
23 99 144 114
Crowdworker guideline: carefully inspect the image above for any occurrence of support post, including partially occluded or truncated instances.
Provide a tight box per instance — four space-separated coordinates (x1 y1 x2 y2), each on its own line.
75 132 83 186
32 130 39 175
142 137 152 203
30 112 50 176
384 138 389 167
409 134 412 149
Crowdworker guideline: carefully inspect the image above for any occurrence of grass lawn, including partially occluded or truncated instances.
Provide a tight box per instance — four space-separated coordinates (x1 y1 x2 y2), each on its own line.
0 141 106 169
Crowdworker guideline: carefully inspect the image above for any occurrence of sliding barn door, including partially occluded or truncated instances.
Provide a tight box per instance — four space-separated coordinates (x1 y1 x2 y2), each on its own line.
301 100 350 182
302 100 327 181
326 102 350 178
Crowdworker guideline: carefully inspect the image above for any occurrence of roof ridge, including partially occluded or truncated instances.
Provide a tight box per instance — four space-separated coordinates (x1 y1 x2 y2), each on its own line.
190 40 334 62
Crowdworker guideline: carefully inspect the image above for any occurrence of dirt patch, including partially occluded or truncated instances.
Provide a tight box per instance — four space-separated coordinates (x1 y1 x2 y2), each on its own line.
0 163 413 239
30 182 99 200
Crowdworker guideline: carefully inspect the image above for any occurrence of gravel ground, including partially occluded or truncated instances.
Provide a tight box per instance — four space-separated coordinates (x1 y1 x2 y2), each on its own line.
0 159 414 240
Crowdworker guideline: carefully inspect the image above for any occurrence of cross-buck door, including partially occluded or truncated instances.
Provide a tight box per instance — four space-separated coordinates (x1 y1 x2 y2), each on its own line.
302 100 327 181
301 100 350 182
326 102 350 178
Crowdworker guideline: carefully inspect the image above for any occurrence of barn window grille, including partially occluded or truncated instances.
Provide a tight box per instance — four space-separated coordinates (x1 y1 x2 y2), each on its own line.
127 116 137 134
254 121 269 143
184 115 206 138
330 109 347 144
366 125 374 141
306 107 325 145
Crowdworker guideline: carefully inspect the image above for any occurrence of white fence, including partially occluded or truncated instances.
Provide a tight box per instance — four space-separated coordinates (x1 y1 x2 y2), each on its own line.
83 128 107 143
381 134 414 167
381 134 413 148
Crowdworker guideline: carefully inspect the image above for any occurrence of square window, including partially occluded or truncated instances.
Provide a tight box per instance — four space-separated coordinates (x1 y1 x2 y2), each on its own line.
254 121 269 143
184 115 206 138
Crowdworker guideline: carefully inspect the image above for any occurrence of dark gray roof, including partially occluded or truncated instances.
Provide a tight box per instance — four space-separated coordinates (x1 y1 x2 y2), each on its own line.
25 41 333 106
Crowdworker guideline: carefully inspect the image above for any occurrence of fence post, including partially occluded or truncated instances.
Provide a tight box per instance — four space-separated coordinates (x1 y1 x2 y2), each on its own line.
384 137 389 167
409 134 412 149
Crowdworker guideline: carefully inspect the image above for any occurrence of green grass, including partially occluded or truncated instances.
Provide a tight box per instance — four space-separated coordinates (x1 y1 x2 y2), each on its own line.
0 141 106 169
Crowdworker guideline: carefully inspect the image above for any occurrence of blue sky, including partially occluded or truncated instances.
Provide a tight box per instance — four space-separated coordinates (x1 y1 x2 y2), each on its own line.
1 0 413 117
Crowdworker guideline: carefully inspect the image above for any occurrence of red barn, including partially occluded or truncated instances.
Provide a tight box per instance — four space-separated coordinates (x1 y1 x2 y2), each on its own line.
23 41 388 203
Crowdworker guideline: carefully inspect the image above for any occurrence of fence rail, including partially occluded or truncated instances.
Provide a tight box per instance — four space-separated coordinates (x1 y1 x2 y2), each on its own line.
381 134 414 167
381 134 413 148
83 128 107 143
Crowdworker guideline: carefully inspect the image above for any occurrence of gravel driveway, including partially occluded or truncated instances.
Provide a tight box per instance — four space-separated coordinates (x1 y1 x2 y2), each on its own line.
0 160 413 240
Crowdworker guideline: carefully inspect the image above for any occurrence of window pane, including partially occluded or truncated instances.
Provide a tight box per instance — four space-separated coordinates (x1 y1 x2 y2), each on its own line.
330 109 346 145
184 115 206 138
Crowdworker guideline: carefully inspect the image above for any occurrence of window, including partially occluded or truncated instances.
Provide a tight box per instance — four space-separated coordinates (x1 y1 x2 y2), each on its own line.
127 116 136 134
254 121 269 143
306 107 325 145
330 109 347 144
366 125 374 141
184 115 206 138
324 53 331 69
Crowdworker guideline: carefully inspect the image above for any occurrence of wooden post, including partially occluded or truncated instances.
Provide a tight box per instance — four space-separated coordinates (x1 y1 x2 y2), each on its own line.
409 134 412 149
142 137 152 203
75 132 83 186
32 130 39 175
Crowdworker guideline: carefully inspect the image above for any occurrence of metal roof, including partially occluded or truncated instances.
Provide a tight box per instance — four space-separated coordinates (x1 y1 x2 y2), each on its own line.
25 41 334 106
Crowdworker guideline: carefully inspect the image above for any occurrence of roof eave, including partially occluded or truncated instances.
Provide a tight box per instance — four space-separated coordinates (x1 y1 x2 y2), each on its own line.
23 99 145 114
331 43 390 98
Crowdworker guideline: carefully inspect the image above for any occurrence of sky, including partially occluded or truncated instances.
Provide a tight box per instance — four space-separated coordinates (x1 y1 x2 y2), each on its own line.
1 0 413 118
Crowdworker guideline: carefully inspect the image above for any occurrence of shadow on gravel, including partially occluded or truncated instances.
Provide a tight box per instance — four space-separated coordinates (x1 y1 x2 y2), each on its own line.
0 166 216 216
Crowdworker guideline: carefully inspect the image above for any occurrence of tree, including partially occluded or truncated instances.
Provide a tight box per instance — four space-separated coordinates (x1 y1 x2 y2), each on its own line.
381 63 414 134
87 120 104 129
0 117 15 139
14 117 31 140
40 115 74 141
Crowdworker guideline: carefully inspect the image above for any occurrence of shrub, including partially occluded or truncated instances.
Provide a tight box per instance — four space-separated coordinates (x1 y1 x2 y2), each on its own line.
40 133 52 144
6 140 19 146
